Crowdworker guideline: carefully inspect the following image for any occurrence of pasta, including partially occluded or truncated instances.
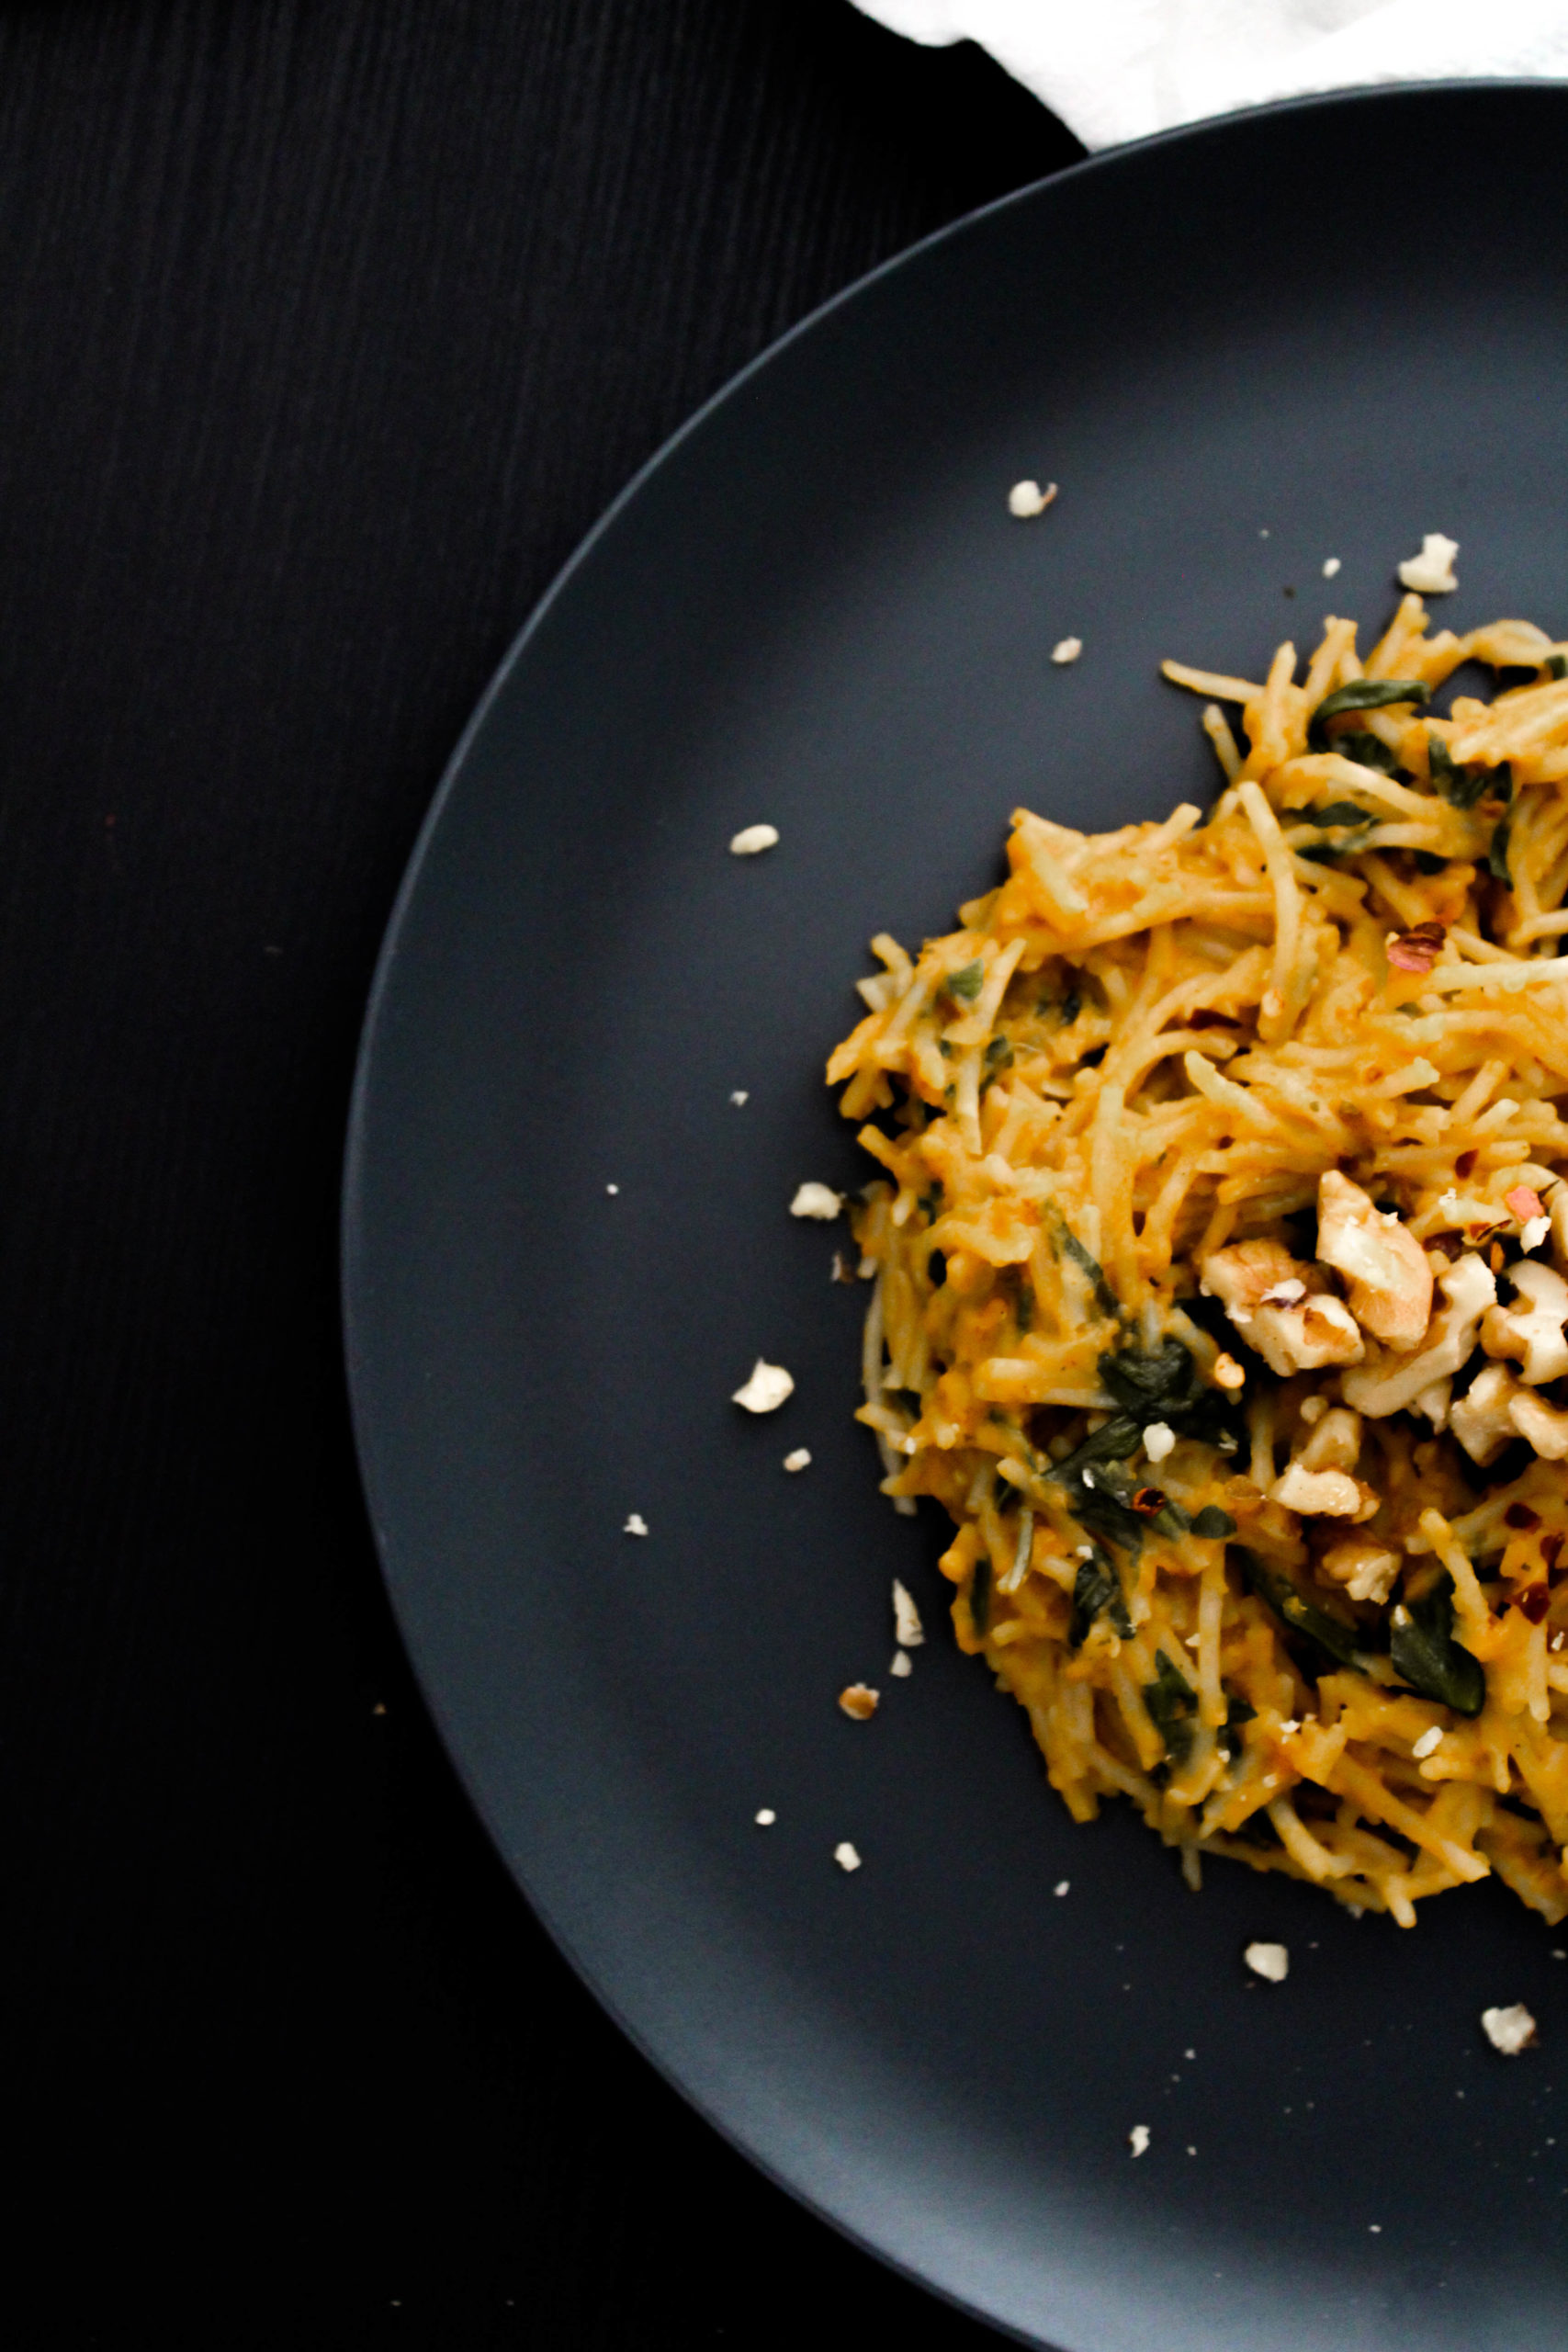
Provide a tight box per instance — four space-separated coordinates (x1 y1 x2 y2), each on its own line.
829 594 1568 1925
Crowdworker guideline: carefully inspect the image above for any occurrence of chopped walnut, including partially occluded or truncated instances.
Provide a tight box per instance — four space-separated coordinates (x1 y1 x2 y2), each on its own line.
1344 1252 1495 1419
1316 1171 1432 1350
1201 1239 1363 1375
1319 1535 1402 1604
1452 1360 1568 1464
838 1683 880 1721
1270 1462 1365 1518
1481 1259 1568 1385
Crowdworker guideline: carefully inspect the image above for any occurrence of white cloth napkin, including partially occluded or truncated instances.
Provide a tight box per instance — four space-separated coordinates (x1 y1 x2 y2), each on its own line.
850 0 1568 151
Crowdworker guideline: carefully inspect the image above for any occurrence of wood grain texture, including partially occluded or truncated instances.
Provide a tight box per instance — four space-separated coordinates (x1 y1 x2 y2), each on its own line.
0 3 1079 2338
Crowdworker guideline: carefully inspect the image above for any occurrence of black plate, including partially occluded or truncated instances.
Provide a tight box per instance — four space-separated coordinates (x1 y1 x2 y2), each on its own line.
344 86 1568 2352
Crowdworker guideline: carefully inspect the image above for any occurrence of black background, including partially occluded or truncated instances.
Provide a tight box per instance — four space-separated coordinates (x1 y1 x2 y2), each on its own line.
0 3 1082 2343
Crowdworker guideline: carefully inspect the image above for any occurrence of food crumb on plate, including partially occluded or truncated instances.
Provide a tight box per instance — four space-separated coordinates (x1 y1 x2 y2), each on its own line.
605 1183 619 1195
754 1807 775 1826
839 1682 879 1721
790 1181 843 1219
890 1649 913 1678
783 1447 812 1472
834 1840 862 1871
1245 1940 1290 1983
729 821 780 855
1007 478 1056 517
729 1089 749 1105
1481 2002 1538 2053
623 1512 649 1537
892 1577 925 1646
1054 1879 1069 1896
732 1359 795 1413
1051 635 1083 665
1323 556 1342 578
1397 532 1459 594
1369 2224 1382 2234
1128 2124 1150 2157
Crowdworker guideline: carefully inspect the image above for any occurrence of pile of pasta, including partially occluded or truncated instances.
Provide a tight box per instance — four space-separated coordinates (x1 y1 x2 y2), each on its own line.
829 594 1568 1924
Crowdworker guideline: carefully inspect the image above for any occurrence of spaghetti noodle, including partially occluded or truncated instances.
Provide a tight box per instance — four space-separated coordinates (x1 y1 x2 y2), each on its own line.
829 594 1568 1924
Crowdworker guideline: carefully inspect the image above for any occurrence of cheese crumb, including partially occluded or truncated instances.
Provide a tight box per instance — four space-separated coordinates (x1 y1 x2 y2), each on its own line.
729 821 780 855
754 1807 775 1826
1142 1421 1176 1464
890 1649 913 1677
729 1090 749 1106
1522 1214 1551 1252
892 1577 925 1646
623 1512 649 1537
1397 532 1460 594
1128 2125 1150 2158
733 1359 795 1413
783 1447 812 1473
1054 1879 1069 1896
1245 1940 1290 1983
790 1181 843 1220
834 1840 862 1871
1481 2002 1538 2054
1051 635 1083 665
1412 1725 1442 1759
839 1682 879 1721
1008 477 1057 517
1213 1351 1246 1390
1322 556 1342 578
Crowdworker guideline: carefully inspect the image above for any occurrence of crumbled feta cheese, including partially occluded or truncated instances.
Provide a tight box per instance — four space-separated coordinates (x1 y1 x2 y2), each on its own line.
1051 635 1083 665
834 1840 862 1872
892 1577 925 1647
838 1683 879 1721
729 1090 749 1106
1008 477 1057 517
790 1181 843 1220
1142 1421 1176 1464
1245 1940 1290 1983
1523 1215 1551 1253
1322 556 1342 578
1075 1544 1094 1559
1128 2125 1151 2158
1397 532 1460 595
729 822 780 855
732 1359 795 1413
754 1807 775 1826
783 1447 812 1473
623 1512 649 1537
1481 2002 1538 2054
1054 1879 1069 1896
1412 1725 1443 1759
890 1649 912 1678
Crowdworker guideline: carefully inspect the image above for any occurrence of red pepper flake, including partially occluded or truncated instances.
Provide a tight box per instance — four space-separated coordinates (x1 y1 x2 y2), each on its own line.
1386 921 1446 974
1505 1502 1541 1531
1506 1184 1546 1224
1543 1532 1565 1571
1455 1149 1478 1179
1131 1487 1168 1517
1518 1583 1551 1624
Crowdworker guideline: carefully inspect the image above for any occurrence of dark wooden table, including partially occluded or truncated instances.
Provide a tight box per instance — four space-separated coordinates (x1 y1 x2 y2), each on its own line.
0 5 1081 2338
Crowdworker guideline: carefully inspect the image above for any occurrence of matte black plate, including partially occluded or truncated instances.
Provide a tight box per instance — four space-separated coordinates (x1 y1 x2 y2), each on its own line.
344 87 1568 2352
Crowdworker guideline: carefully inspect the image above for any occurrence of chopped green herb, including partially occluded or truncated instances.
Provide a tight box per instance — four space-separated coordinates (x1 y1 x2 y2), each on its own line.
982 1034 1014 1084
1100 1339 1241 1452
1329 729 1400 776
1217 1688 1257 1760
1489 819 1513 887
1550 653 1568 681
1389 1575 1485 1717
1239 1550 1364 1672
1060 991 1081 1026
1143 1649 1198 1765
1428 733 1494 810
946 959 984 1003
1189 1505 1235 1540
1307 677 1429 752
917 1182 942 1218
970 1554 992 1637
1280 800 1377 830
1069 1548 1133 1646
1055 1221 1118 1317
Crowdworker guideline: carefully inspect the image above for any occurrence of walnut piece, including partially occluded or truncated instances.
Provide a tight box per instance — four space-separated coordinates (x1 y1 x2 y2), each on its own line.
1315 1171 1432 1350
